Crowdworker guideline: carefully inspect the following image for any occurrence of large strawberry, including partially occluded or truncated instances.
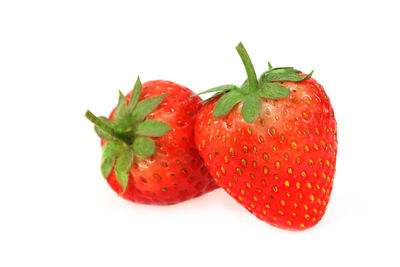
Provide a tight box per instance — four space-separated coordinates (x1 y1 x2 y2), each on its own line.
195 43 337 230
86 78 217 205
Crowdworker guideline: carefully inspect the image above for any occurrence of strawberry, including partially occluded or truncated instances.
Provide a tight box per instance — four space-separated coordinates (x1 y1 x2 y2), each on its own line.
86 78 217 205
195 43 337 230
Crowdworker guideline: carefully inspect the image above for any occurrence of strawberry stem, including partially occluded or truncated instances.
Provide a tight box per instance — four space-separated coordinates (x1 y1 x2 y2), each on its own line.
85 110 133 144
236 42 258 92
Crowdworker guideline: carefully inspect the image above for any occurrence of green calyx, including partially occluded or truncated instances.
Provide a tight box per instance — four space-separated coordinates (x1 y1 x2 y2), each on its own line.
195 42 313 123
85 76 171 193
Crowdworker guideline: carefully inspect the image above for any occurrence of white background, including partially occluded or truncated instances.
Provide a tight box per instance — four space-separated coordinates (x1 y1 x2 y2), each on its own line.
1 0 399 266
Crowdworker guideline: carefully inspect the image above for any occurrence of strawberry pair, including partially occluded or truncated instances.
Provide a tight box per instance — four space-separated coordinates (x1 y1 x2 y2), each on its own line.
86 43 337 230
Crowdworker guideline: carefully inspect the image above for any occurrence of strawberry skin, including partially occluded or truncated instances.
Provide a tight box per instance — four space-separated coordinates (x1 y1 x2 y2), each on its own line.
88 80 218 205
195 44 337 230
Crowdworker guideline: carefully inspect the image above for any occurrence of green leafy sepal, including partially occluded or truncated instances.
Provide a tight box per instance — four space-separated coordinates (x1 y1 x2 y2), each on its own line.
196 43 313 123
85 76 170 193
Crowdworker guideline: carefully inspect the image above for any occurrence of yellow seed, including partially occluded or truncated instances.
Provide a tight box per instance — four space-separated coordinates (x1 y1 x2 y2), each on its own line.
275 161 281 169
307 182 312 189
243 145 248 152
263 153 269 160
270 127 276 136
265 203 271 209
296 157 301 164
273 217 278 222
304 145 310 152
272 146 277 152
238 196 243 201
241 159 247 167
221 166 226 174
280 200 286 206
287 167 293 174
262 210 267 215
259 136 265 143
304 205 309 210
246 182 252 189
291 141 298 149
209 135 213 142
301 171 306 177
253 196 258 202
309 195 315 201
224 155 229 163
274 174 279 180
287 220 292 226
284 180 290 187
236 168 242 176
222 135 226 143
228 182 232 187
321 141 326 148
304 214 310 220
247 127 252 135
216 171 220 178
209 154 213 160
292 212 296 217
230 147 234 156
300 224 305 228
299 193 303 199
263 167 269 175
273 185 278 192
240 189 245 195
278 210 284 215
253 161 257 167
313 143 319 150
315 128 320 134
293 202 298 208
250 203 255 208
302 112 309 119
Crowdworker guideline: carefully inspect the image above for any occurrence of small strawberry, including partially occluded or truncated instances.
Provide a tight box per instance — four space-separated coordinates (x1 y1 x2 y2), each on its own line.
86 78 217 205
195 43 337 230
